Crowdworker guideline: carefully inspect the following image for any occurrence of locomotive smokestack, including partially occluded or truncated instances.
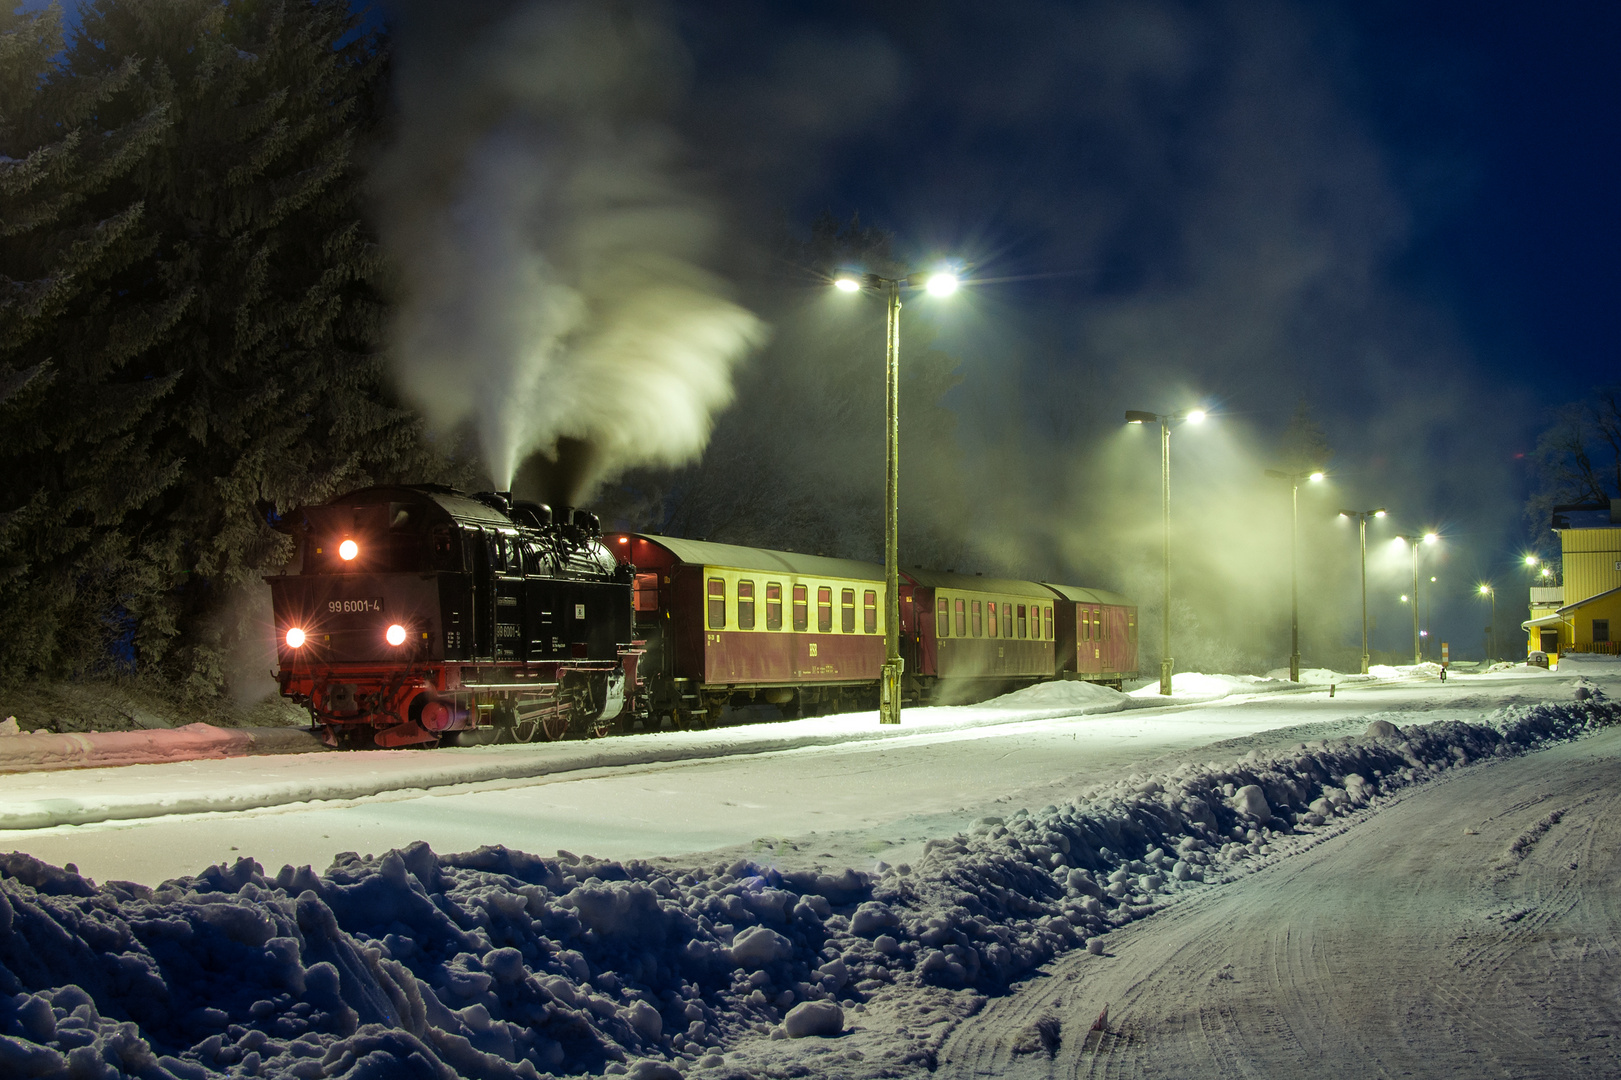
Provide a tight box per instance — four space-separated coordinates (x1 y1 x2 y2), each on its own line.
375 0 764 494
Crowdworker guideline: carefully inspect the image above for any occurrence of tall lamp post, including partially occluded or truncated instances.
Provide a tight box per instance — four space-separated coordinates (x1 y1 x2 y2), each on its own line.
1338 507 1387 674
1126 408 1207 694
1264 468 1326 682
1478 583 1496 661
1392 532 1439 665
834 268 959 725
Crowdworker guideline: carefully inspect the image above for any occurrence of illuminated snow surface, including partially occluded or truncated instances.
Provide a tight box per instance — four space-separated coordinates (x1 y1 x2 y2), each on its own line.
2 664 1618 1079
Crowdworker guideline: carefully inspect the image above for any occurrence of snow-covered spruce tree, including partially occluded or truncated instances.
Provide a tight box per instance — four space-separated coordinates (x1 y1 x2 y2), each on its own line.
0 0 450 692
0 3 178 677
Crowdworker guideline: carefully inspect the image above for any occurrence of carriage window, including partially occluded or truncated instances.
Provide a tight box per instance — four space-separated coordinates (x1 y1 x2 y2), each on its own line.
1083 610 1092 640
840 588 856 632
707 578 726 629
793 585 808 631
1017 604 1027 639
1045 606 1053 639
766 582 783 630
1003 603 1013 639
864 590 877 633
988 602 999 638
633 573 659 613
956 598 966 637
738 579 756 629
973 599 983 636
818 586 833 632
936 597 949 637
1097 608 1106 640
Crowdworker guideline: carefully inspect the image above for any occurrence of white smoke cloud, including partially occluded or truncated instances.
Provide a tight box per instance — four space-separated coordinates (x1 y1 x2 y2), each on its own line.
375 0 764 495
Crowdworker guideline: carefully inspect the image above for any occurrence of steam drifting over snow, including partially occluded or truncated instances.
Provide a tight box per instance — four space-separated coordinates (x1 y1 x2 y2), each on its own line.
375 0 763 495
2 688 1612 1077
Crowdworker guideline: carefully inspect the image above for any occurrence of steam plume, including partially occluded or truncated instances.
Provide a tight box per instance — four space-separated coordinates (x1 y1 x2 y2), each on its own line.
375 0 764 499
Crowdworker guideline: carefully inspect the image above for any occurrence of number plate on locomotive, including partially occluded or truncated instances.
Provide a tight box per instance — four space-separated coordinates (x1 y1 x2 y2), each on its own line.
328 597 384 614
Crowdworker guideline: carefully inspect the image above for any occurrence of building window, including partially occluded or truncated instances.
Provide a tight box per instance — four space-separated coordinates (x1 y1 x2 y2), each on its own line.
738 579 755 630
766 582 783 630
818 586 833 632
792 584 808 631
1017 604 1028 639
707 578 726 629
973 600 983 637
937 597 950 637
1595 619 1612 643
841 588 856 632
864 590 877 633
988 602 998 638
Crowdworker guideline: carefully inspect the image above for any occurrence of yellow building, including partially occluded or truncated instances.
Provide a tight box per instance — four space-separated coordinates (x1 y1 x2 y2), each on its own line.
1523 502 1621 658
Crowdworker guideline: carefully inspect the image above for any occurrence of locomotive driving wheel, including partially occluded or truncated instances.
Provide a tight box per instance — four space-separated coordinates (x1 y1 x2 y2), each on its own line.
510 716 540 743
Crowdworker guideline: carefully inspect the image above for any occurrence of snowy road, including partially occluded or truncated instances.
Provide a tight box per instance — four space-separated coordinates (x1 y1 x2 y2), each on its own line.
935 720 1621 1078
1 669 1573 890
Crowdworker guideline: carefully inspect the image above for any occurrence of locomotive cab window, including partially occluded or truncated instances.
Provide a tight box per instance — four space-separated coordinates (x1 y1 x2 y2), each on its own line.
817 586 833 633
634 573 659 613
707 578 726 629
937 597 949 637
864 590 877 633
793 585 808 631
841 588 856 632
430 525 460 571
767 582 784 630
738 579 756 629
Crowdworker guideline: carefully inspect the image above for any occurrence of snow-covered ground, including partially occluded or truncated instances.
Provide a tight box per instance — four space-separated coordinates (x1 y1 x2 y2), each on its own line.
1 664 1614 1079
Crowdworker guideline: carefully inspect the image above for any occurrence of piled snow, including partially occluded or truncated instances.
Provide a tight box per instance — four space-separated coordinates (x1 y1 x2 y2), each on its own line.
0 725 319 776
1554 652 1621 668
979 680 1125 710
3 686 1613 1079
1262 668 1378 685
1128 671 1293 702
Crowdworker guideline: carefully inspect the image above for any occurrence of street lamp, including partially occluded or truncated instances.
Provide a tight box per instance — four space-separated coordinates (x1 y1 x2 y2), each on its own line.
1338 507 1387 674
834 268 959 725
1126 408 1208 695
1265 468 1326 682
1478 583 1496 662
1391 532 1439 665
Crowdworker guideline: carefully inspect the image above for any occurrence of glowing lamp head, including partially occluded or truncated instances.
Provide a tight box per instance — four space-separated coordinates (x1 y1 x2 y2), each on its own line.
832 274 861 293
338 539 358 561
1524 555 1538 566
1374 509 1387 518
1541 567 1552 578
925 271 959 297
1400 594 1409 602
1423 532 1439 544
1185 409 1207 424
1308 471 1325 482
285 627 306 649
1478 584 1491 595
385 623 407 647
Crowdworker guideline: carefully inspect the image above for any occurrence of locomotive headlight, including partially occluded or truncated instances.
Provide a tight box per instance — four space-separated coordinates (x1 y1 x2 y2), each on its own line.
385 623 407 647
285 627 306 648
338 539 359 561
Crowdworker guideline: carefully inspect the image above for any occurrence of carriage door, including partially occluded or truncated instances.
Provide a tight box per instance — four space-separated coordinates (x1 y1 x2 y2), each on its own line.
491 530 524 662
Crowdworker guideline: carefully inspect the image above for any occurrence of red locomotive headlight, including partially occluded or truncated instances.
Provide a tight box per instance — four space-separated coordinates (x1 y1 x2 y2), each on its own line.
285 627 306 648
339 539 359 561
385 623 407 647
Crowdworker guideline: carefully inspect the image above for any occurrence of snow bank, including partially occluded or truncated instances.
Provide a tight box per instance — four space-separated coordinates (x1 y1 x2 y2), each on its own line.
0 725 320 776
1128 671 1295 702
3 689 1613 1079
1554 652 1621 669
979 679 1126 711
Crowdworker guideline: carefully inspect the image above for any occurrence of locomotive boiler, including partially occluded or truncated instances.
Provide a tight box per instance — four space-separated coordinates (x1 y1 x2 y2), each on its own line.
266 485 641 747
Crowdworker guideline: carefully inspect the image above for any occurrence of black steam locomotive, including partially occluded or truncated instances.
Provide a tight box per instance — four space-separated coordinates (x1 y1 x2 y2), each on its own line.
267 485 641 747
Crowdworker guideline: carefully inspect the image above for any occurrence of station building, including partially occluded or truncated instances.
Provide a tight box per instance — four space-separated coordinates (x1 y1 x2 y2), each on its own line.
1522 500 1621 660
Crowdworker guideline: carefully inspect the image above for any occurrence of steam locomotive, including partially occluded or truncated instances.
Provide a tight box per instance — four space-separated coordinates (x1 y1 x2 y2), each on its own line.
266 485 1138 747
267 484 639 747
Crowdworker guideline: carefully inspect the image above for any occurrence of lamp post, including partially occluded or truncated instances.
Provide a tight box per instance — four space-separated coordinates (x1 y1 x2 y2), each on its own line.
1478 583 1496 661
834 268 959 725
1126 408 1207 694
1338 507 1387 674
1392 532 1439 665
1264 468 1325 682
